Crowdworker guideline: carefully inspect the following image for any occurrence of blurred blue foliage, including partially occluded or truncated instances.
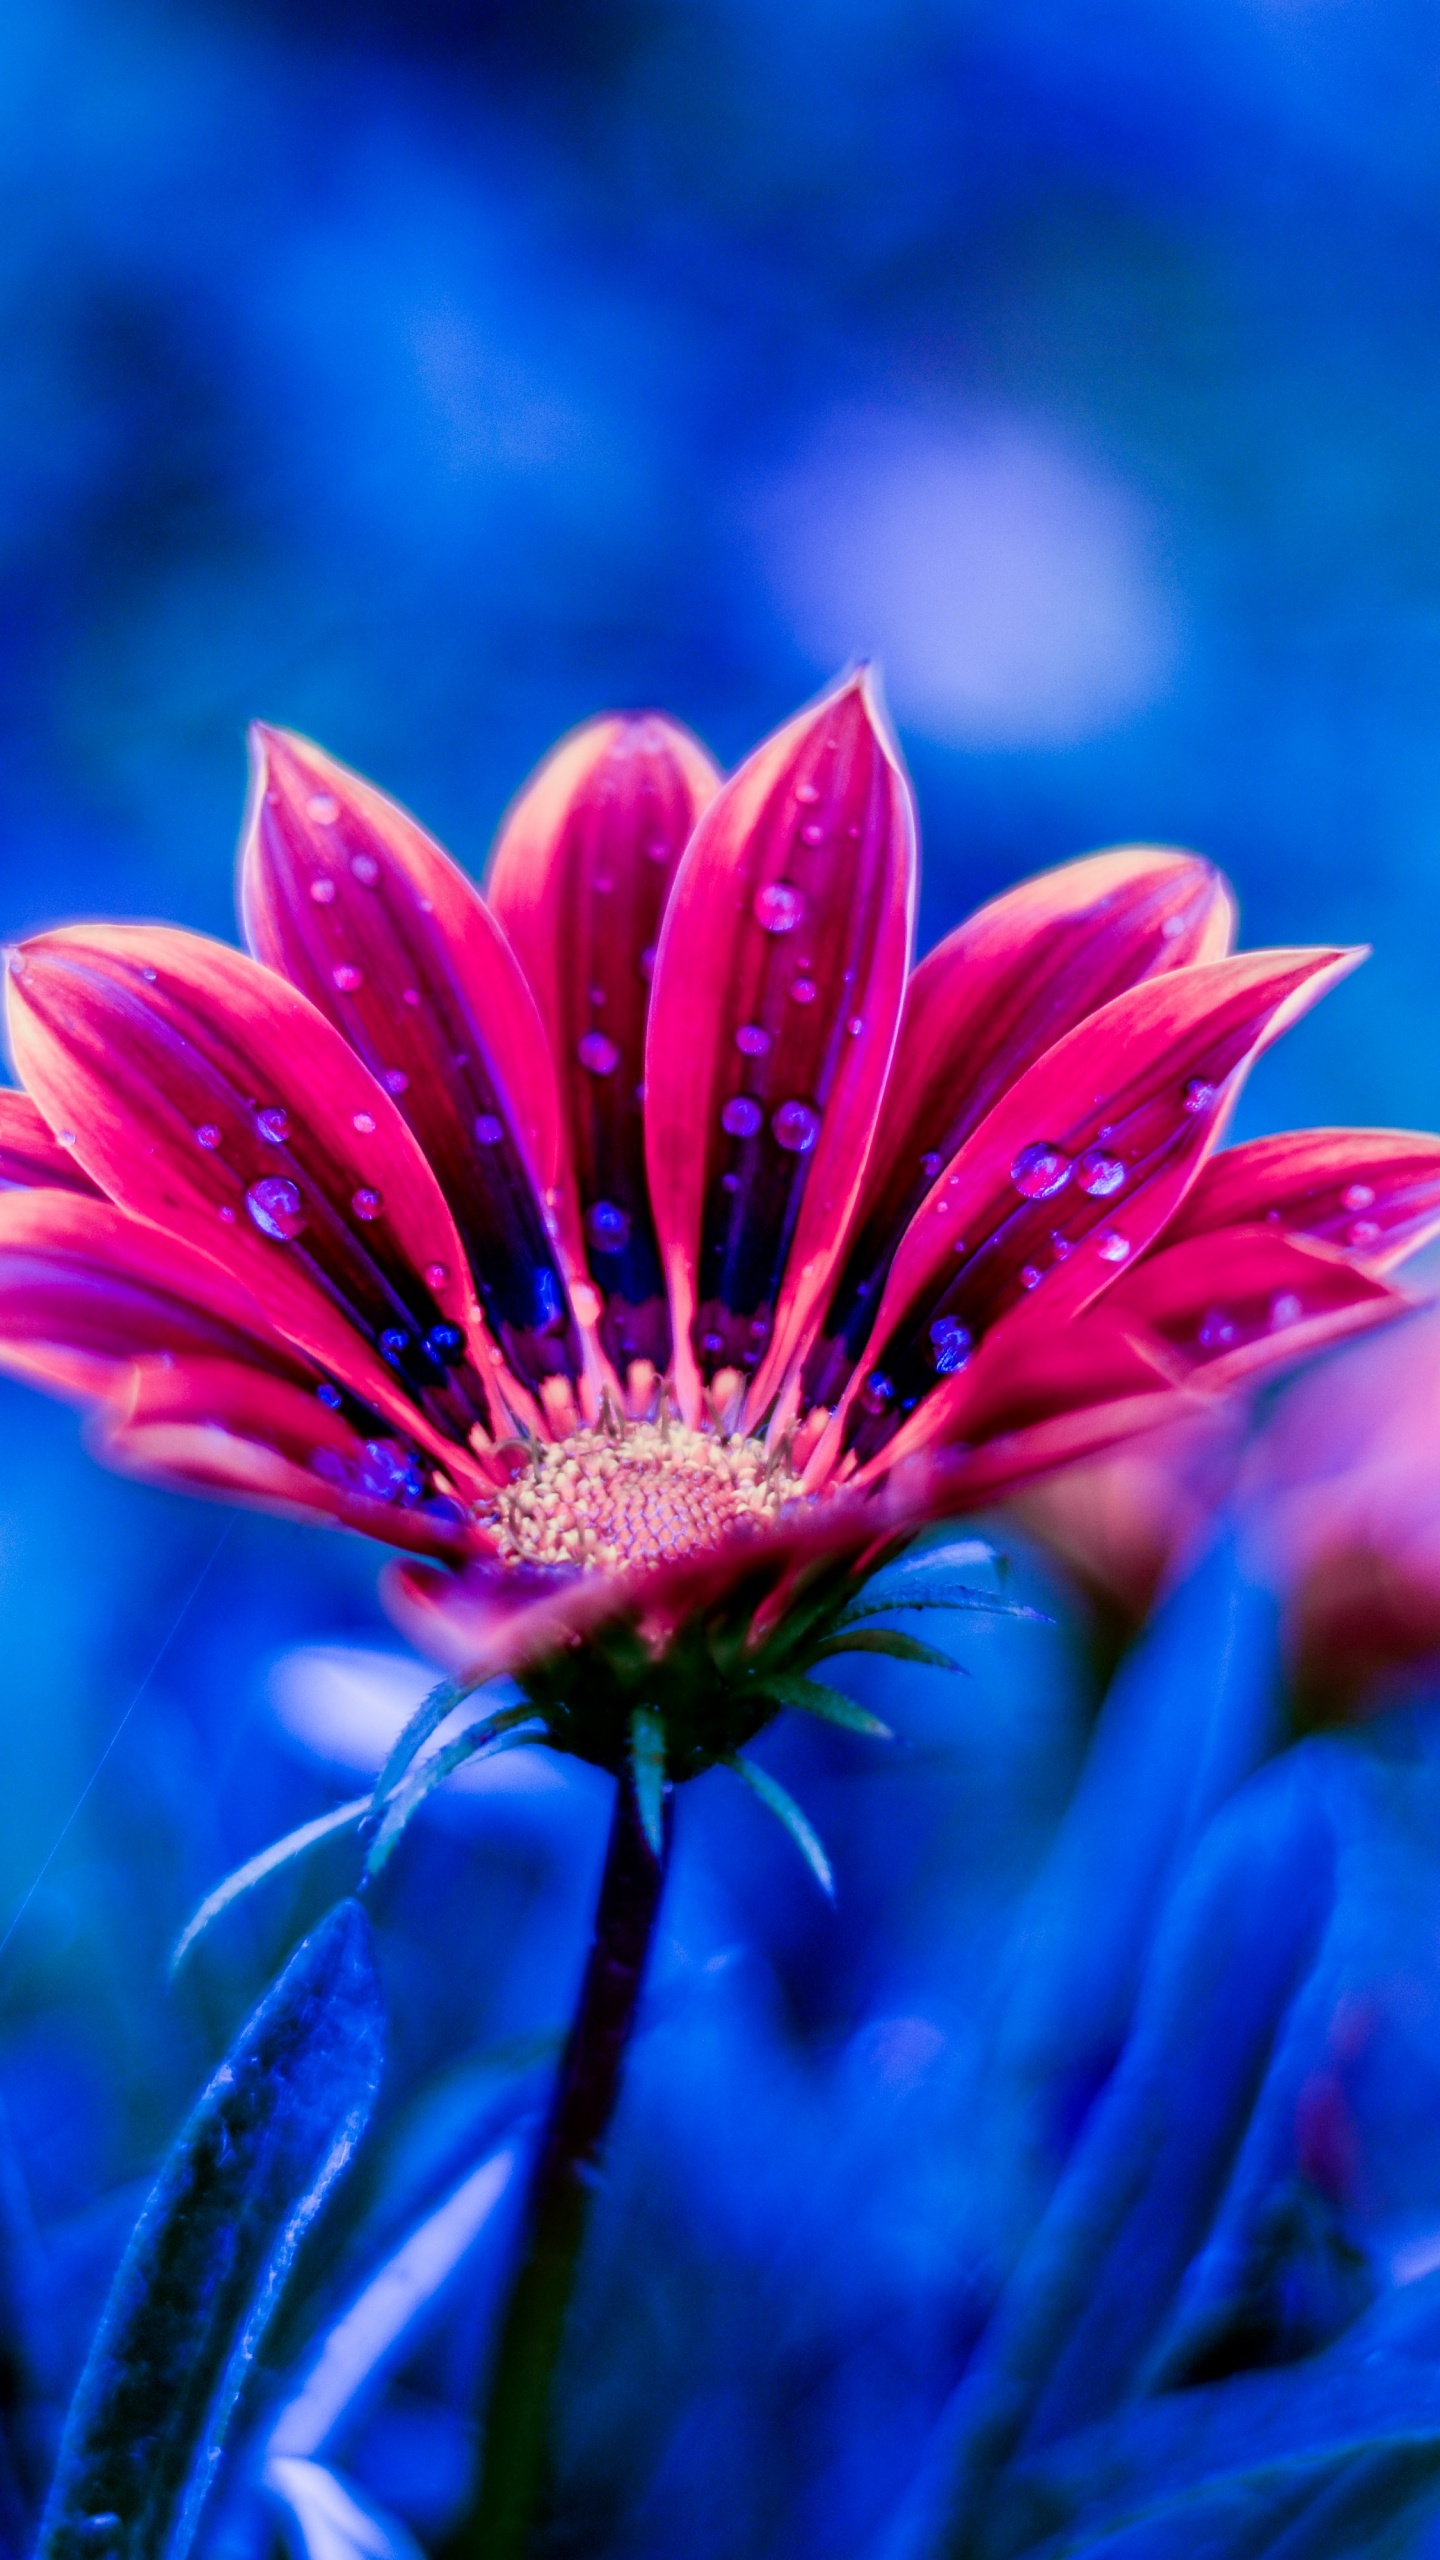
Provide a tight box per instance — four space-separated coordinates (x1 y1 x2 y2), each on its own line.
6 1 1440 2548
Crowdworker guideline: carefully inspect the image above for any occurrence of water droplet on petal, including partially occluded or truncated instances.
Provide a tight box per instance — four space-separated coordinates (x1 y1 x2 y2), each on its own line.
639 945 656 979
1343 1182 1376 1211
643 835 670 865
1020 1264 1044 1290
1183 1078 1217 1114
1347 1218 1381 1246
246 1177 306 1240
701 1331 725 1356
474 1112 504 1144
1161 913 1186 939
307 792 340 823
382 1068 408 1095
358 1440 421 1503
195 1123 221 1150
794 781 820 804
773 1099 820 1153
351 1187 382 1221
353 1110 375 1134
379 1327 409 1366
1011 1142 1072 1199
577 1031 619 1076
402 986 419 1006
309 878 336 904
755 881 804 934
256 1106 290 1145
735 1023 770 1057
847 1016 864 1037
424 1260 449 1288
720 1170 739 1191
919 1151 942 1179
1198 1309 1236 1349
316 1381 342 1409
588 1199 632 1252
801 821 825 844
142 967 157 984
722 1096 763 1139
350 853 379 885
860 1370 894 1415
791 977 817 1004
929 1317 972 1374
424 1323 466 1364
1075 1148 1125 1198
1270 1291 1303 1327
57 1129 76 1147
1096 1230 1130 1262
332 962 362 992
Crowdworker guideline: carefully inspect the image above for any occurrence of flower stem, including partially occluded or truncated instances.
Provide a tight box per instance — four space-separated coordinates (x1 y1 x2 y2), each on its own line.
448 1765 670 2560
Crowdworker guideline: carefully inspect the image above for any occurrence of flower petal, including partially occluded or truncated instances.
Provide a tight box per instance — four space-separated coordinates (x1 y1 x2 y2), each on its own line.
1100 1224 1408 1387
0 1188 309 1405
0 1088 102 1193
1162 1129 1440 1271
645 670 916 1426
487 712 721 1386
816 947 1361 1474
801 845 1234 1409
239 726 592 1401
5 923 519 1476
95 1357 475 1561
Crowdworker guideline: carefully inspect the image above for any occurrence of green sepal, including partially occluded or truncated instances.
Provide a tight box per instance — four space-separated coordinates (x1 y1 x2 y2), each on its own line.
812 1627 961 1672
373 1674 462 1803
169 1796 371 1979
629 1706 667 1856
365 1705 543 1881
724 1756 834 1899
832 1582 1042 1626
750 1672 893 1738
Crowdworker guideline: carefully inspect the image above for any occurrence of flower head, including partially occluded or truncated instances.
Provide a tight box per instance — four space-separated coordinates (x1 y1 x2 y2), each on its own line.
2 674 1436 1791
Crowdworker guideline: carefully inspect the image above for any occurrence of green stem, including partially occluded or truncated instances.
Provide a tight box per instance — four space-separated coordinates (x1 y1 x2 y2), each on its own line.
446 1765 670 2559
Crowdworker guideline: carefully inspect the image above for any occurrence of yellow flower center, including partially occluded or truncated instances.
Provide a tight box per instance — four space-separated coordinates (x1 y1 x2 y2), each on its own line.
490 1418 802 1571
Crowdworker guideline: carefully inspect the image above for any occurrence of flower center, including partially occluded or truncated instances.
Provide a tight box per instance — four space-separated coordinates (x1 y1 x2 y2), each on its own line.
490 1419 802 1571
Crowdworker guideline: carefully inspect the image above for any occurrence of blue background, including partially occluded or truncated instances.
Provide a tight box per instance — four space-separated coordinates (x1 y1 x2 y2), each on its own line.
4 0 1440 2528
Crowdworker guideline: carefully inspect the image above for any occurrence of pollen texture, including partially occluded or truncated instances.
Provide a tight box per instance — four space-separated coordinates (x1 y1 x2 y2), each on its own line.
490 1419 803 1570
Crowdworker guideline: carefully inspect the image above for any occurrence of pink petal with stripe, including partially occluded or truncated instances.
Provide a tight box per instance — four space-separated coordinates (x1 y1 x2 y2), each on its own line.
240 726 593 1403
801 844 1234 1410
6 924 518 1481
645 669 915 1427
488 712 720 1390
1162 1129 1440 1271
1103 1224 1408 1386
819 946 1360 1478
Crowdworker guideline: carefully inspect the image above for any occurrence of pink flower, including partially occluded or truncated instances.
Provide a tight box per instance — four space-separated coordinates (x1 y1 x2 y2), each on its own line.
1 671 1435 1716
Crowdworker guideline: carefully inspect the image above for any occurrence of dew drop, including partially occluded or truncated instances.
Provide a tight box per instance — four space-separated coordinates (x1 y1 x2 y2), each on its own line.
256 1106 290 1145
424 1322 466 1364
218 1204 236 1223
424 1260 449 1288
246 1176 306 1240
929 1316 972 1375
142 967 158 984
791 977 817 1004
316 1381 342 1409
474 1112 504 1144
639 945 656 979
847 1016 864 1037
307 792 340 823
1270 1291 1303 1327
382 1068 409 1095
332 962 362 992
350 853 380 885
351 1187 382 1221
195 1123 222 1150
57 1128 77 1147
1183 1078 1217 1114
1198 1309 1236 1349
309 878 336 904
353 1110 376 1134
1075 1148 1125 1198
1347 1217 1381 1246
794 781 820 804
919 1151 942 1179
801 821 825 844
1011 1141 1072 1200
735 1023 771 1057
722 1096 763 1139
1161 913 1186 939
1020 1264 1044 1290
402 986 420 1006
1096 1230 1130 1262
773 1098 820 1153
379 1327 409 1366
701 1331 725 1357
755 881 804 935
358 1440 422 1503
577 1031 619 1076
721 1170 739 1192
643 835 670 866
588 1199 631 1252
1343 1182 1376 1211
860 1371 894 1415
